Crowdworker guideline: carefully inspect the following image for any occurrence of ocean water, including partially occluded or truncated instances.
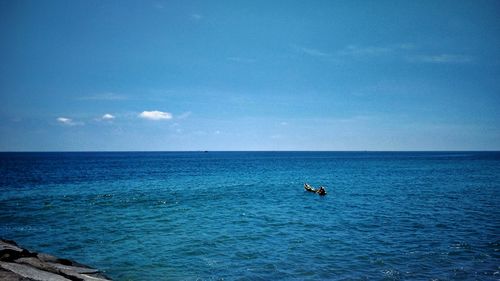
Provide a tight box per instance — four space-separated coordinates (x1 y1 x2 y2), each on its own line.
0 151 499 280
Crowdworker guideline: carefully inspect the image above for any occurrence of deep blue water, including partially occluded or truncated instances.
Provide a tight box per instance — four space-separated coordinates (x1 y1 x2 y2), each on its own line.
0 152 499 280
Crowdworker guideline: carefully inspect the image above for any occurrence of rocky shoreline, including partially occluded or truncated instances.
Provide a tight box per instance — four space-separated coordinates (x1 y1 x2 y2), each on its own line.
0 238 112 281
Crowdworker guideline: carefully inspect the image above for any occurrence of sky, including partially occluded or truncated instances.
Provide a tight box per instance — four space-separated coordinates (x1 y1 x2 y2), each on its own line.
1 0 499 151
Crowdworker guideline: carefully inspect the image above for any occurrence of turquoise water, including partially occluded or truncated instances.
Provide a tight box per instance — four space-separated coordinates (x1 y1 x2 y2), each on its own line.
1 152 499 280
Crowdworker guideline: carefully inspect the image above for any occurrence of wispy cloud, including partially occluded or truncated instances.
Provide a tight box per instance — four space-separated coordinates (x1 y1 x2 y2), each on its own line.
153 2 165 9
293 43 416 60
408 54 473 64
292 42 473 66
190 14 203 21
292 45 332 57
338 45 392 56
56 117 83 126
138 110 172 121
78 92 127 101
336 43 474 65
338 43 415 57
177 111 192 119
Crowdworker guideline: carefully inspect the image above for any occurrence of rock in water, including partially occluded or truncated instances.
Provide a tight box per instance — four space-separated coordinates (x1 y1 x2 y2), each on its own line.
0 238 112 280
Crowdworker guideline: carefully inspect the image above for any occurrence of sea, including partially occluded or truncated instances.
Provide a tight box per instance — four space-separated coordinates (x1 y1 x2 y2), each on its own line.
0 151 499 280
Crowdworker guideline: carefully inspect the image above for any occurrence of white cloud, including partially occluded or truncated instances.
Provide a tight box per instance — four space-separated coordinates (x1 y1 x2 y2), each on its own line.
139 110 172 120
56 117 82 126
101 113 115 120
408 54 473 64
57 117 72 124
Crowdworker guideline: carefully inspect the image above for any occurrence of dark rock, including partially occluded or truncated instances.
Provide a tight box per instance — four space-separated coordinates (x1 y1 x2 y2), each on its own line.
0 239 112 280
0 268 34 281
0 262 71 281
36 253 58 263
1 240 24 262
1 250 23 262
15 258 60 275
56 259 73 266
46 262 99 274
58 269 111 281
1 241 38 262
0 239 20 247
0 240 23 254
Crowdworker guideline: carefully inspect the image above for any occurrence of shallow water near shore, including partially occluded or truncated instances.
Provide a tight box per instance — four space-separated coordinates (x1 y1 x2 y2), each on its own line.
1 151 499 280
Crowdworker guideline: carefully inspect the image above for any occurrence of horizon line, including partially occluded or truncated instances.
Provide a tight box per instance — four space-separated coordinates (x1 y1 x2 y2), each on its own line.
0 150 499 153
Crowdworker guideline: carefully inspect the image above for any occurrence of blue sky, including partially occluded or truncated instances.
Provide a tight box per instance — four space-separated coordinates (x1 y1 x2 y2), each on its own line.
1 0 499 151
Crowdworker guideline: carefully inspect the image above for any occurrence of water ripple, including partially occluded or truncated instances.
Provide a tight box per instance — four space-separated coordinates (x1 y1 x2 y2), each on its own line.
1 152 499 280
